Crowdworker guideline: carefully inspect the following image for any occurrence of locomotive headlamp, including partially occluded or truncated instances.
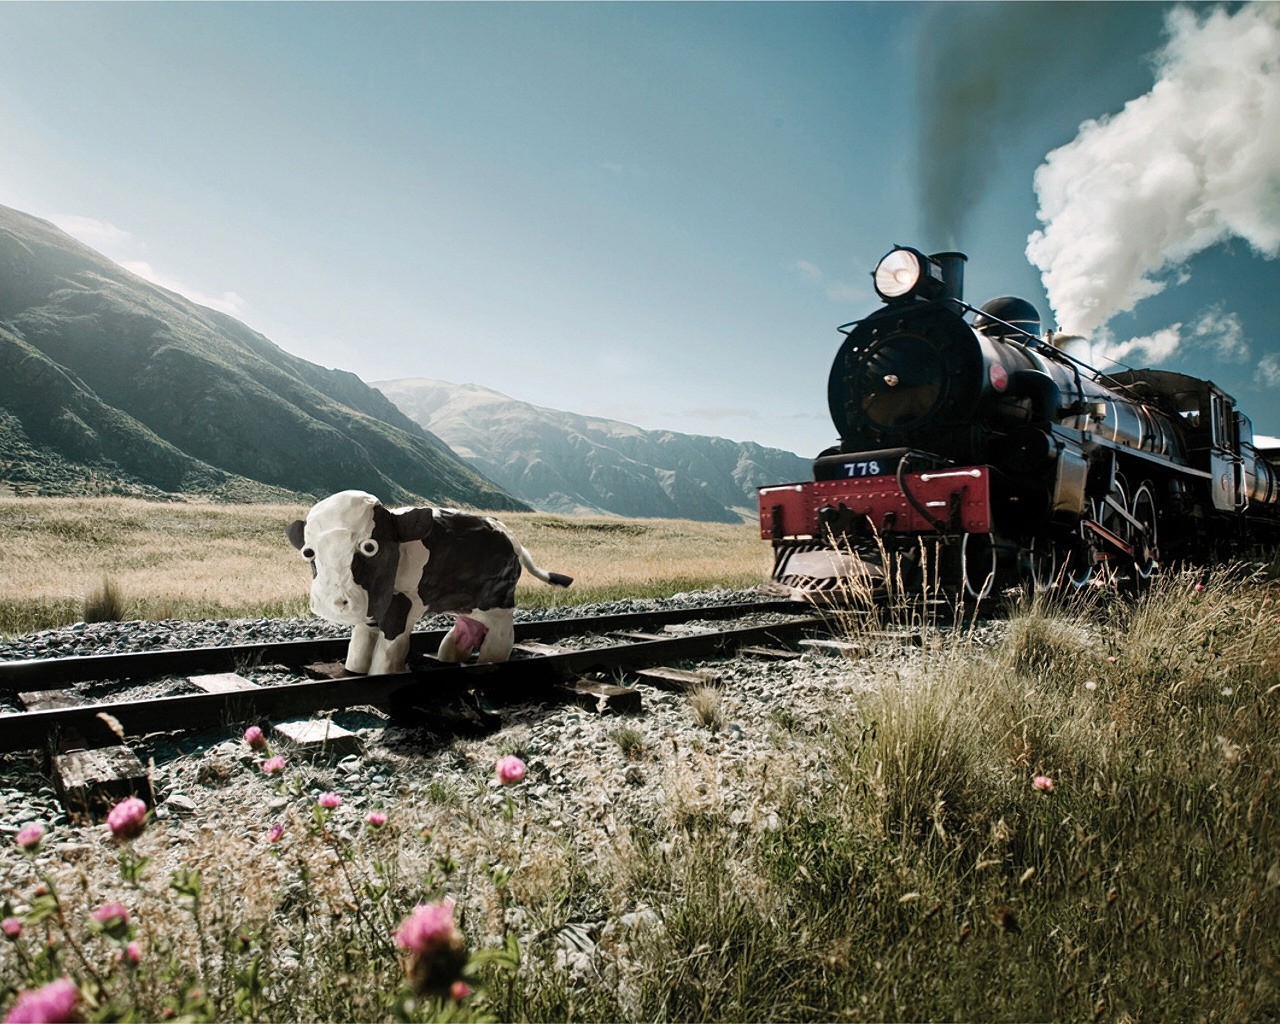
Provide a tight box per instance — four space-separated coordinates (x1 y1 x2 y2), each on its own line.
873 246 945 302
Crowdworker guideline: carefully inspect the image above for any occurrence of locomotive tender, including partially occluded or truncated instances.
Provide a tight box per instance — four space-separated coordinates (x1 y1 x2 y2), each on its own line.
759 246 1280 598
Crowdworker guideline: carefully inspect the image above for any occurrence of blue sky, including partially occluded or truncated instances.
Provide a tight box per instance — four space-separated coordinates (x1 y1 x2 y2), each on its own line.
1 2 1276 455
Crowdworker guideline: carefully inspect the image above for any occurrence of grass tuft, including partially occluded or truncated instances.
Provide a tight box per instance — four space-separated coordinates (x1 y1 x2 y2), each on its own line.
83 576 127 623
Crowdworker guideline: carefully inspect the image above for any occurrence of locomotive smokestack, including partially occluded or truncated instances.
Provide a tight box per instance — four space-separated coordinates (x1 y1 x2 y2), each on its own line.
930 251 967 305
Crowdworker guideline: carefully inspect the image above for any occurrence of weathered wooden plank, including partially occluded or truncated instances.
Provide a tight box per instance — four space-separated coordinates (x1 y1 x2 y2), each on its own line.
187 672 259 694
560 679 643 715
512 641 571 657
799 638 867 653
610 631 669 642
303 661 358 680
737 645 803 661
633 666 719 691
54 746 152 823
272 717 362 752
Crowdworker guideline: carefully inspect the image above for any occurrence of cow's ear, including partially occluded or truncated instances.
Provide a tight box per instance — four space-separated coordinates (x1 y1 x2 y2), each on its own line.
286 519 307 550
390 507 435 542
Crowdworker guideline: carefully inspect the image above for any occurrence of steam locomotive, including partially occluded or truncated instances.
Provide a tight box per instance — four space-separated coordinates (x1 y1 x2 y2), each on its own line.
759 246 1280 599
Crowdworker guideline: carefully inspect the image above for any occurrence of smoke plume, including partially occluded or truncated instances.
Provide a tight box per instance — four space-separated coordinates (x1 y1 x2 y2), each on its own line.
1027 4 1280 335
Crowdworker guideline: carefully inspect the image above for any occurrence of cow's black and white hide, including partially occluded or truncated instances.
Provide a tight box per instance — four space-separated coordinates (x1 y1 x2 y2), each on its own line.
286 490 572 674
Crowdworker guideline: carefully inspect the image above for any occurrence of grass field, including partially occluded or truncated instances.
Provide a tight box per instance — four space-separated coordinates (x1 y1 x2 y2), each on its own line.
0 497 771 637
3 567 1277 1022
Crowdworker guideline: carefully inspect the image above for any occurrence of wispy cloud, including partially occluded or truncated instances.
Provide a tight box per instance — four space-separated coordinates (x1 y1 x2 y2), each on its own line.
120 260 246 316
795 259 865 305
49 214 133 248
1095 307 1251 368
681 406 761 421
49 212 248 318
1256 353 1280 387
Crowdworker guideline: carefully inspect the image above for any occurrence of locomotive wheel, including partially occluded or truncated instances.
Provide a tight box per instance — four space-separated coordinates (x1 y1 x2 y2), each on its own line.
1063 528 1097 590
1130 481 1160 580
1024 535 1059 593
960 531 998 601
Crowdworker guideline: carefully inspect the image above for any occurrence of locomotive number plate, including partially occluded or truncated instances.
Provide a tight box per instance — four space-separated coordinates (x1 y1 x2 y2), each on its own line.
840 459 889 478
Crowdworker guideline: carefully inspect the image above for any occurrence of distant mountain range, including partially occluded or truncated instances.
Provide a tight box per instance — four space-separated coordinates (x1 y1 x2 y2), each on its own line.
0 205 523 509
374 378 811 523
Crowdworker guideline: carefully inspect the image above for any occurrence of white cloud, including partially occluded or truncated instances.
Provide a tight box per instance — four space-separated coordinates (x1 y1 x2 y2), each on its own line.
1190 307 1249 362
1095 325 1183 367
120 259 246 316
44 212 249 318
49 214 133 248
1094 307 1251 368
824 281 866 304
1027 4 1280 334
1255 433 1280 448
795 259 823 281
1256 353 1280 387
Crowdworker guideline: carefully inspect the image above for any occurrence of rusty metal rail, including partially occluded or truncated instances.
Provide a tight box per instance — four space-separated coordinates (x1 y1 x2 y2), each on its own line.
0 604 827 753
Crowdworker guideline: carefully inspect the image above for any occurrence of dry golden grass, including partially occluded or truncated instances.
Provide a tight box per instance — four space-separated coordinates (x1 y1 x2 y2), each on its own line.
0 497 770 636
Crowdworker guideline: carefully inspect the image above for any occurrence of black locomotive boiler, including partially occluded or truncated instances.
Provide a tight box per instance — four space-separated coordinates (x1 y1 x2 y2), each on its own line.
759 246 1280 599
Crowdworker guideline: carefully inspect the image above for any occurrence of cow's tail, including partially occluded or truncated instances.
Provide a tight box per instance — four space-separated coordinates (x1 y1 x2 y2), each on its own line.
517 545 573 588
488 519 573 588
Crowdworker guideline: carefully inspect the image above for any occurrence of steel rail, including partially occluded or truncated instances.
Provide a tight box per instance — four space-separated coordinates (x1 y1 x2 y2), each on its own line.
0 600 811 693
0 616 827 753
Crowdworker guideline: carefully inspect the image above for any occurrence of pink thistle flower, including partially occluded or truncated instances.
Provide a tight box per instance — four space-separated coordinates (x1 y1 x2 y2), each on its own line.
496 754 526 786
15 822 44 851
90 902 129 929
395 899 468 997
124 941 142 966
1032 775 1055 792
1193 582 1206 592
243 725 267 750
266 822 285 843
395 899 461 955
450 981 472 1002
261 755 286 775
366 811 387 828
1106 655 1118 664
318 792 342 810
4 977 79 1024
1 918 21 939
106 796 148 841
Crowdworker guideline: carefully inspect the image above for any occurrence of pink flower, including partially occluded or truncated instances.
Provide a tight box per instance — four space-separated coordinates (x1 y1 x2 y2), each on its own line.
1106 655 1118 664
124 941 142 966
395 899 468 997
261 756 285 775
496 755 526 786
90 902 129 929
4 977 79 1024
1193 582 1206 592
1 918 21 939
106 796 148 841
243 726 267 750
15 823 44 851
318 792 342 810
395 899 461 955
450 981 472 1002
266 822 285 843
366 811 387 828
1032 775 1055 792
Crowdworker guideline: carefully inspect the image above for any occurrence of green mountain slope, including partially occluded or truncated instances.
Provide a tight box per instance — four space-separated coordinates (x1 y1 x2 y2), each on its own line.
0 205 524 509
376 377 812 523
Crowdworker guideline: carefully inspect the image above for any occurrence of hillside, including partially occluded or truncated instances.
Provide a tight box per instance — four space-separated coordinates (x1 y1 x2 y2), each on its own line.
374 377 812 523
0 205 523 509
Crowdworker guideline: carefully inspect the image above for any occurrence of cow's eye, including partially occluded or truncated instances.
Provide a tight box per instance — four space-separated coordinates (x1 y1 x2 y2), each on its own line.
359 539 379 557
300 546 316 560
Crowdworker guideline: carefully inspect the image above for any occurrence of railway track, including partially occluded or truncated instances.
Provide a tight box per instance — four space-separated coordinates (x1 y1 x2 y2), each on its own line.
0 600 830 817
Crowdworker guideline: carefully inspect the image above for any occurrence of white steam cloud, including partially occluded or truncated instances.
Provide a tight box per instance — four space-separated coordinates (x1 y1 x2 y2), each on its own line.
1093 307 1250 368
1027 4 1280 335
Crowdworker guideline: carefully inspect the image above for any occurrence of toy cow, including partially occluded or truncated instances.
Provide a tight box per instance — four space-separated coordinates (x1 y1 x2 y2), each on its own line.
286 490 572 674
